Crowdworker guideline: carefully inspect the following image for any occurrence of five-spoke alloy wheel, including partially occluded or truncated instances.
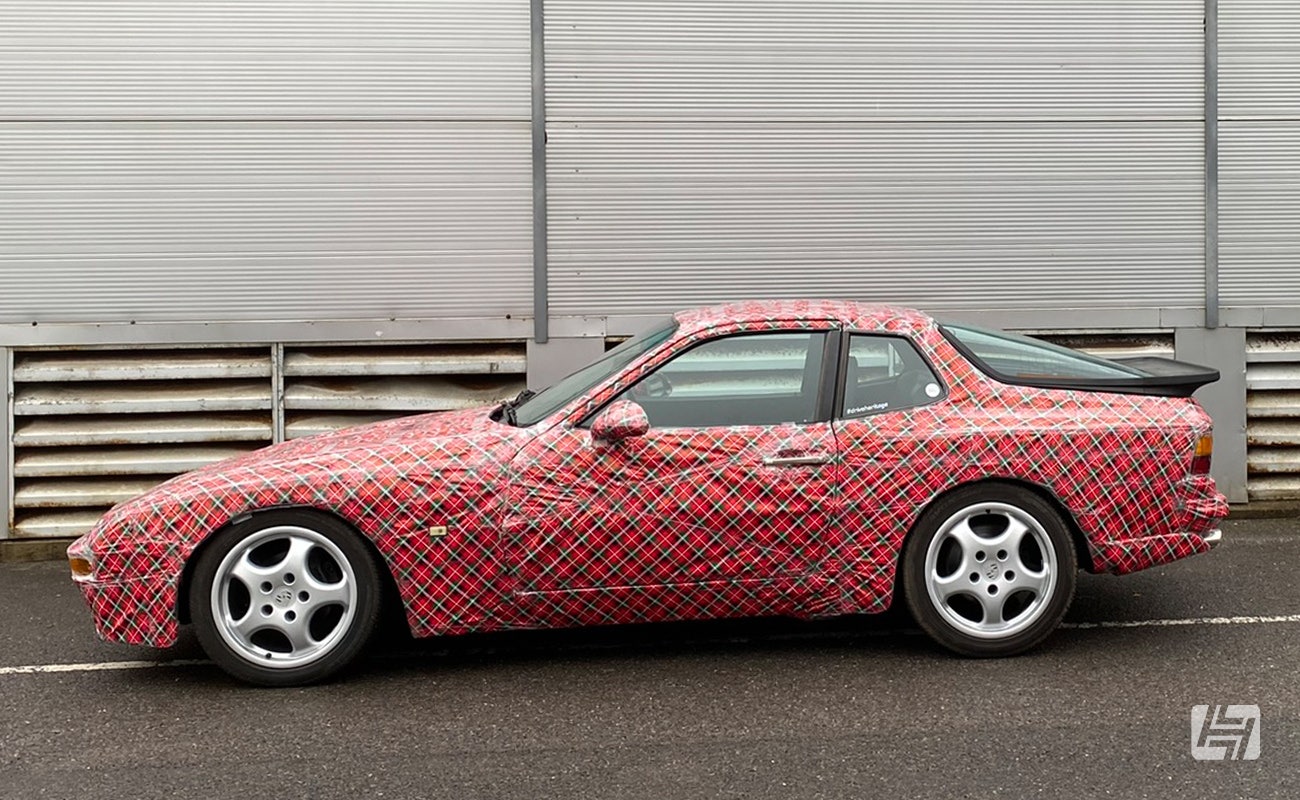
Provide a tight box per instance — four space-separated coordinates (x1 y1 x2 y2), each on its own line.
902 484 1077 657
190 510 382 686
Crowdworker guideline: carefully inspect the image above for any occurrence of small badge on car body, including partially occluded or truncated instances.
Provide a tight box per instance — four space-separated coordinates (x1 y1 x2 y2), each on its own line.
429 526 448 538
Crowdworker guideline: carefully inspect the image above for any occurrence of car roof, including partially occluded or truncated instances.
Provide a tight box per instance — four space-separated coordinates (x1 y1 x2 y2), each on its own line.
672 300 934 336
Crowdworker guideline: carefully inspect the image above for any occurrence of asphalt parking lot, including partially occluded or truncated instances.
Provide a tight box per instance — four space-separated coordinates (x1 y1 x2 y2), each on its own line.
2 517 1298 800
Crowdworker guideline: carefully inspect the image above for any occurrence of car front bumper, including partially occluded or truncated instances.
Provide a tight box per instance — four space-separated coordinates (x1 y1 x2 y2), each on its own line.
67 534 183 648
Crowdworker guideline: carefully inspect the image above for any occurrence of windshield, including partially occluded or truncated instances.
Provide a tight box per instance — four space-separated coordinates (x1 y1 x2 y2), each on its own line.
941 323 1146 380
510 319 679 426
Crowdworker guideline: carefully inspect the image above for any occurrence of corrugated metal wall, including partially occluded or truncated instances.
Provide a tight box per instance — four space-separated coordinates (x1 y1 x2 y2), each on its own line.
0 0 533 323
545 0 1206 315
1220 0 1300 307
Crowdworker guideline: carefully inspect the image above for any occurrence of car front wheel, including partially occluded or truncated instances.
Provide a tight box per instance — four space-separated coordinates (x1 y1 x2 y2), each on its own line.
190 509 382 686
902 485 1077 657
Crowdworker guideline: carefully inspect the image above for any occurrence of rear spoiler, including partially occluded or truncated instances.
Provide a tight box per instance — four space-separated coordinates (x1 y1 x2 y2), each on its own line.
999 358 1220 398
1105 357 1221 397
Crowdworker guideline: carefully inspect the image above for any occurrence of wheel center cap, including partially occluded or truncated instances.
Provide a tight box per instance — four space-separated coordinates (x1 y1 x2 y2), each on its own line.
986 563 1000 580
274 588 294 605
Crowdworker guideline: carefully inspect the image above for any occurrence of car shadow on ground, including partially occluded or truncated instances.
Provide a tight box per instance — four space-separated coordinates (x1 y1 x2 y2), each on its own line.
370 604 919 665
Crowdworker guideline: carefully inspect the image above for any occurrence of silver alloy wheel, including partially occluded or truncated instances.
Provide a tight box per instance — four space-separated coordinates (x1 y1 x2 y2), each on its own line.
923 502 1058 640
210 524 359 669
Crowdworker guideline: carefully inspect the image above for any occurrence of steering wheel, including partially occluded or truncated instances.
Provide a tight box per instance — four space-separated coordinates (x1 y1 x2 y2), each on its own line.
632 372 673 400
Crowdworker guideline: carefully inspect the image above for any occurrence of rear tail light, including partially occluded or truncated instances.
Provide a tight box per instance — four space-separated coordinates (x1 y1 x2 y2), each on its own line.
1191 434 1213 475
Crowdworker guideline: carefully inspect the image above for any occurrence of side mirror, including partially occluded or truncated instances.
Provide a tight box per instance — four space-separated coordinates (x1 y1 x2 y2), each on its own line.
590 400 650 443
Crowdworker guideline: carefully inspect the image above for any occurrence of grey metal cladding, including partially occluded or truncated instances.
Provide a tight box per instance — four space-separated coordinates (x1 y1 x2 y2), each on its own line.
0 0 530 119
545 0 1206 316
1219 0 1300 120
546 121 1204 315
545 0 1203 121
1220 121 1300 308
0 1 534 324
1219 1 1300 308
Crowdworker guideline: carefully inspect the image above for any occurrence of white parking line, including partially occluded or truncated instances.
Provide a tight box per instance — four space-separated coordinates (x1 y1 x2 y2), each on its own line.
0 658 209 676
1061 613 1300 630
4 613 1300 676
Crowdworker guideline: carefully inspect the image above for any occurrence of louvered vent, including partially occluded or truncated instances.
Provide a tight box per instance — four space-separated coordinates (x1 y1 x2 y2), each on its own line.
1031 331 1176 361
1245 332 1300 501
283 342 527 439
11 348 273 538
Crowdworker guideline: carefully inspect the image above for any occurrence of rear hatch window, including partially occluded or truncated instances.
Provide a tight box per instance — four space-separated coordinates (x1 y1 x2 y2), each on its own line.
940 323 1217 397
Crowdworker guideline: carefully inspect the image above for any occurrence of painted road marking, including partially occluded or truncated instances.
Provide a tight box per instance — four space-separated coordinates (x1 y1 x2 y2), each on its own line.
0 658 209 676
4 613 1300 676
1060 613 1300 629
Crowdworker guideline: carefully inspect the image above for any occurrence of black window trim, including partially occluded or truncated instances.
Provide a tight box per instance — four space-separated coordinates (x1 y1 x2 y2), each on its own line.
833 330 949 421
577 326 840 430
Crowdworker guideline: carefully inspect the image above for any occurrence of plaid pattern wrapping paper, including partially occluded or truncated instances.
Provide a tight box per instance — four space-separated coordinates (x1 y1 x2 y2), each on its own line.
69 300 1227 648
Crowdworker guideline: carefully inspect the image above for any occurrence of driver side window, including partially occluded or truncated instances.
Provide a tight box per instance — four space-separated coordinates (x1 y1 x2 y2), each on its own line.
613 331 827 428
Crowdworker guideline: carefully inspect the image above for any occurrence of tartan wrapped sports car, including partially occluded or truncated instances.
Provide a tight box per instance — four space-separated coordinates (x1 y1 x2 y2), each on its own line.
68 301 1228 685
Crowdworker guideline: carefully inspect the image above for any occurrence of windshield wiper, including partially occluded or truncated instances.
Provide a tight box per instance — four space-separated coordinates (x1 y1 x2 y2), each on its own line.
496 388 537 427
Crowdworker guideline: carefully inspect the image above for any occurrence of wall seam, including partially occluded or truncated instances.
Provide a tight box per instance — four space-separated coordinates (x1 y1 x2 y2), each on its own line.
1205 0 1220 329
530 0 550 344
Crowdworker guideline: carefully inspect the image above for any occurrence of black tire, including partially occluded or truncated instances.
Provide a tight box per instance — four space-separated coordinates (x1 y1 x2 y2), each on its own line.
901 484 1077 657
189 509 383 686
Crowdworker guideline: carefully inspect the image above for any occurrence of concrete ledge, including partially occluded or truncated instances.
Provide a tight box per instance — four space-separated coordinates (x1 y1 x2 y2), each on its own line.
1227 502 1300 520
0 539 74 564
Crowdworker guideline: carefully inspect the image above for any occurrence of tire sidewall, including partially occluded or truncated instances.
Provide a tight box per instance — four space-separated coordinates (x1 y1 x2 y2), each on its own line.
902 484 1078 657
189 509 383 686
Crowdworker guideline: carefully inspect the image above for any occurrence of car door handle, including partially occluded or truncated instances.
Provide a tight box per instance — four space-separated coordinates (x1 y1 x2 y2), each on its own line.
762 453 831 467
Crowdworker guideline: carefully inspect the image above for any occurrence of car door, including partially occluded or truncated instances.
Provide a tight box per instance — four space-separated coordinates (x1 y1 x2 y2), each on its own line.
504 326 839 623
832 332 951 612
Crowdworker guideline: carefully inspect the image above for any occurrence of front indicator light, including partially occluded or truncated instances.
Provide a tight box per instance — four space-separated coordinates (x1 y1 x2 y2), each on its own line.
69 556 94 580
1192 434 1213 475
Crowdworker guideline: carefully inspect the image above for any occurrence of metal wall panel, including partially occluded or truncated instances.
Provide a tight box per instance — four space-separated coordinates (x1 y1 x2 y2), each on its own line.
1219 2 1300 307
1220 0 1300 120
0 1 533 324
0 122 532 322
1220 122 1300 307
545 0 1206 316
546 0 1203 121
0 0 529 119
547 123 1204 314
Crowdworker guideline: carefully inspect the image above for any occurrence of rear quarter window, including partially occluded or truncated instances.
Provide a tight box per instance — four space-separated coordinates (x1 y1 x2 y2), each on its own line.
941 323 1145 381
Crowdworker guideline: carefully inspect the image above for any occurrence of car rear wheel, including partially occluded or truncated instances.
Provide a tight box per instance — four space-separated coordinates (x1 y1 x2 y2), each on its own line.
901 485 1077 657
190 509 382 686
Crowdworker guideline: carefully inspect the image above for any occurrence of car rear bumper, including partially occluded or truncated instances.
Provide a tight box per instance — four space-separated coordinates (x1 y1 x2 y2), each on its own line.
1087 474 1228 575
1093 527 1223 575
